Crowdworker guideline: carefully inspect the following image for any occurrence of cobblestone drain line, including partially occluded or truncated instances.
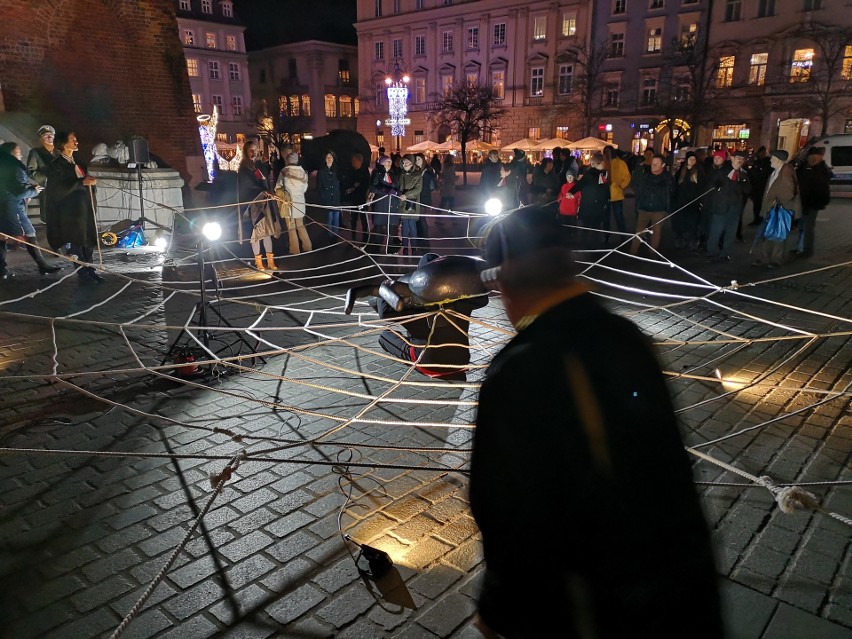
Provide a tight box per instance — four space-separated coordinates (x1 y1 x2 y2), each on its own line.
1 210 849 636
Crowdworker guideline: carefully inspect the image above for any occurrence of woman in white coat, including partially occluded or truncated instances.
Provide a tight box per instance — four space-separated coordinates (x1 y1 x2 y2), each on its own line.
275 152 312 255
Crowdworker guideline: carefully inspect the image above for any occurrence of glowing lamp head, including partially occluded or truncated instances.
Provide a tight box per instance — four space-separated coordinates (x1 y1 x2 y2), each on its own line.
484 198 503 216
402 75 410 83
385 77 392 85
202 222 222 241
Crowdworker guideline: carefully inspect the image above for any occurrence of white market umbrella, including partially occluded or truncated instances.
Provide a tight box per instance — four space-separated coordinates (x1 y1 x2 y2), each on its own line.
405 140 441 152
500 137 541 152
532 137 572 151
567 137 617 151
434 139 461 152
464 139 498 152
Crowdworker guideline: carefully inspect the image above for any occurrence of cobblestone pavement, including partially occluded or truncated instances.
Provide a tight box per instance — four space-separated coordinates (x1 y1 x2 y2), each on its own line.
0 193 850 638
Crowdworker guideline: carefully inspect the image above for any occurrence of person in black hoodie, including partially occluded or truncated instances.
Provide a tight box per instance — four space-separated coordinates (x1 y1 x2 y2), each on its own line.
630 154 673 256
568 152 610 246
795 146 832 258
368 155 400 253
747 146 772 226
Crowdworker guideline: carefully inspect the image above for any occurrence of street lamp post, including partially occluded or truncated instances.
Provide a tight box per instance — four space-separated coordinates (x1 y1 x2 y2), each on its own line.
385 63 410 154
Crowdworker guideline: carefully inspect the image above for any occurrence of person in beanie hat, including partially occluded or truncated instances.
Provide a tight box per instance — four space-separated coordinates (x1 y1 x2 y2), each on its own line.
471 204 722 639
704 148 750 262
794 146 832 258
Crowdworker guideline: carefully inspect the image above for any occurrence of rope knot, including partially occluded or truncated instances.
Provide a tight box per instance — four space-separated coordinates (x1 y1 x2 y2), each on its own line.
209 465 234 492
729 280 739 290
776 486 820 514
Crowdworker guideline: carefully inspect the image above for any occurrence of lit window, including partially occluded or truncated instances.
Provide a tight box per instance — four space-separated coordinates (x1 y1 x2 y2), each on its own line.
493 23 506 46
647 28 662 53
533 16 547 41
442 74 454 96
192 94 202 113
605 84 620 107
442 30 454 53
393 38 403 59
790 48 814 82
279 96 287 115
201 0 212 13
212 94 224 114
749 53 768 86
325 94 337 118
183 29 194 46
302 95 311 116
339 69 351 86
179 0 190 10
206 32 216 48
229 63 240 80
556 126 571 139
466 72 478 87
757 0 775 17
641 77 657 104
491 70 505 99
842 46 852 80
354 98 360 116
289 95 300 116
209 60 220 79
528 127 541 139
187 58 199 77
468 27 479 50
217 133 228 142
680 23 697 47
414 77 426 103
530 67 544 96
415 35 426 56
375 41 384 60
558 64 573 94
226 35 237 51
339 96 353 117
717 55 735 87
725 0 741 21
232 96 242 116
561 13 577 37
613 0 626 14
610 33 625 57
222 1 233 17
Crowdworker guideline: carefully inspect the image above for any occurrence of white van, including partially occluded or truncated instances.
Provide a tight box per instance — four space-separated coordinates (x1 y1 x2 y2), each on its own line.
796 135 852 193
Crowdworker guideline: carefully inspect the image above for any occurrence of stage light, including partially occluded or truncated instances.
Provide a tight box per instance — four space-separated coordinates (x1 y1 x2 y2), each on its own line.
484 198 503 216
202 222 222 241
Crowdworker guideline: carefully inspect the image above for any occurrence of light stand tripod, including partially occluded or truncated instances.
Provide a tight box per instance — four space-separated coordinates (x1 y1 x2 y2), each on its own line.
162 235 266 372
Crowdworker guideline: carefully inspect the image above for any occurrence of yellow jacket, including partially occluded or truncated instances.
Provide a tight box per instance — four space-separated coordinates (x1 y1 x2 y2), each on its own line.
609 157 630 202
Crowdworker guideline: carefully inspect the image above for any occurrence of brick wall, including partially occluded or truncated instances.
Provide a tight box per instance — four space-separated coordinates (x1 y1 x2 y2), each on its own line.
0 0 198 182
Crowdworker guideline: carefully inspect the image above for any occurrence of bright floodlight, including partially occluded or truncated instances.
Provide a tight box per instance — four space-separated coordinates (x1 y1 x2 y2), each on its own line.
202 222 222 241
154 236 168 250
484 198 503 216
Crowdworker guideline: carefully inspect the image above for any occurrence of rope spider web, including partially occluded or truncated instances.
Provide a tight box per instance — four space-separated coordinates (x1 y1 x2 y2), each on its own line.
0 185 850 636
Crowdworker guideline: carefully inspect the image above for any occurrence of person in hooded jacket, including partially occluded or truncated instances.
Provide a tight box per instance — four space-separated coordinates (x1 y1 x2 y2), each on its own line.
672 152 707 250
794 146 832 258
368 155 401 253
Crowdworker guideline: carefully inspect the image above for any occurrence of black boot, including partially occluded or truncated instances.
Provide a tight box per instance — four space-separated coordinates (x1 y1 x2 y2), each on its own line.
26 242 61 274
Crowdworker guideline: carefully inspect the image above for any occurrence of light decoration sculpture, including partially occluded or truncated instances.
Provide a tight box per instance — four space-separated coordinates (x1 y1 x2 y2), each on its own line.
385 63 410 151
197 107 219 183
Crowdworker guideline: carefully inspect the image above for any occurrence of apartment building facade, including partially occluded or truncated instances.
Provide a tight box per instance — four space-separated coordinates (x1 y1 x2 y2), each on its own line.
705 0 852 156
176 0 252 144
248 41 359 151
354 0 592 151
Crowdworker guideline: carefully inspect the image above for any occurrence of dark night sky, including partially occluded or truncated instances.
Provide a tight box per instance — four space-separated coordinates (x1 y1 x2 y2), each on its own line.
234 0 358 50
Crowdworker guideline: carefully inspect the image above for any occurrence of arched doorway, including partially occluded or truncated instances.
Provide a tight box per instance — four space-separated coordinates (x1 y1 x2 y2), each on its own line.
656 118 692 155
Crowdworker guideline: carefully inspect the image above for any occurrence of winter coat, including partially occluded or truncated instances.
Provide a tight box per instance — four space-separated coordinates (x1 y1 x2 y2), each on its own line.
760 163 799 218
558 182 581 216
26 145 54 220
237 161 280 243
0 153 38 236
530 167 560 205
796 161 832 211
480 159 503 196
707 161 751 215
568 167 609 218
419 166 437 206
439 163 456 196
673 165 707 216
608 156 631 202
369 165 399 215
45 154 98 250
341 165 371 206
316 166 341 207
634 169 673 213
276 164 309 219
398 167 423 219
